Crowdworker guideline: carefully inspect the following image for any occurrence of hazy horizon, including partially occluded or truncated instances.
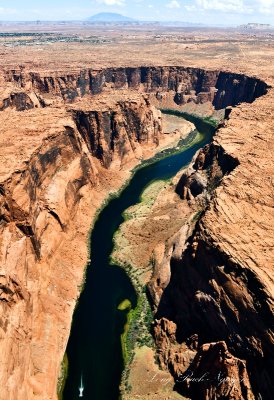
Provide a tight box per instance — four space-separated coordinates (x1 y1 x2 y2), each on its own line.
0 0 273 26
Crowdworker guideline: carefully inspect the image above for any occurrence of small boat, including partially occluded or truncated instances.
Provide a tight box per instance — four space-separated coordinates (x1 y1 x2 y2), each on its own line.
79 374 84 398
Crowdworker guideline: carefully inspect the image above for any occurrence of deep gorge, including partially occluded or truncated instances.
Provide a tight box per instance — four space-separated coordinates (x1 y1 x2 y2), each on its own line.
0 65 272 400
62 112 215 400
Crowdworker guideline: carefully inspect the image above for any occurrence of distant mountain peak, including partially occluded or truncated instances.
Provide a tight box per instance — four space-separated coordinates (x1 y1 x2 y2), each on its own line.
87 13 136 22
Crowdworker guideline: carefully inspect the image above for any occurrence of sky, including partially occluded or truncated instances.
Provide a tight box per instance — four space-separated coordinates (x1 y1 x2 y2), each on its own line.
0 0 274 25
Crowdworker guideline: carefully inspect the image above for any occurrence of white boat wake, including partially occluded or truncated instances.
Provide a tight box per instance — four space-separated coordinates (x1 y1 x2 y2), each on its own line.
79 374 84 398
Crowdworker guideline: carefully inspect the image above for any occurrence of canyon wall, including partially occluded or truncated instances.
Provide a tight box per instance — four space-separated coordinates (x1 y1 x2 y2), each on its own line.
0 65 272 400
0 95 162 400
72 97 161 169
149 93 274 399
1 66 268 112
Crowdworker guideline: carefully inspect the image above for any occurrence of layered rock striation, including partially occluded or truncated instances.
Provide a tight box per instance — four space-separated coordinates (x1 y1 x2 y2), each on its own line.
72 96 161 169
1 66 268 112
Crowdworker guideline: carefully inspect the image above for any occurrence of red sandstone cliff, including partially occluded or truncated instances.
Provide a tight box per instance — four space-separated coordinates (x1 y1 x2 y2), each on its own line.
0 93 162 400
149 91 274 400
0 65 272 400
1 66 268 112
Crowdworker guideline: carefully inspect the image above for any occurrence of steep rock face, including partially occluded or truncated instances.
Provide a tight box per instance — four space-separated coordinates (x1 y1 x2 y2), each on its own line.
153 323 255 400
175 143 239 201
1 66 268 111
0 110 98 400
176 341 255 400
153 230 274 399
0 96 162 400
0 91 43 111
149 91 274 400
72 97 161 168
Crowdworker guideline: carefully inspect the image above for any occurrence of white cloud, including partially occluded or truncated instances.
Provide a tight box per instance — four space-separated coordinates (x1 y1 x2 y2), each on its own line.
0 7 17 15
257 0 274 13
196 0 245 12
258 0 274 5
166 1 181 9
188 0 274 15
95 0 125 6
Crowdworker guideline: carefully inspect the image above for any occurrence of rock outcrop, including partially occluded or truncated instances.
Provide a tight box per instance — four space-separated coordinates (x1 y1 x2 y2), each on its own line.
175 143 239 201
176 341 255 400
72 96 161 168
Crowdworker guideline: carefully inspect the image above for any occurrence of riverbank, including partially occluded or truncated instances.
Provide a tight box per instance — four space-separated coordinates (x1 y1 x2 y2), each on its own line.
58 110 195 399
109 114 217 399
112 172 199 400
61 111 216 400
